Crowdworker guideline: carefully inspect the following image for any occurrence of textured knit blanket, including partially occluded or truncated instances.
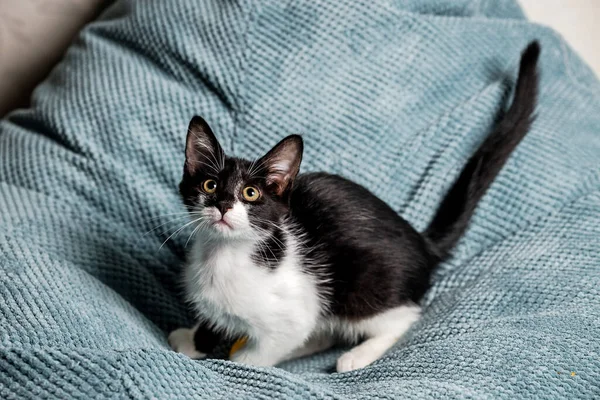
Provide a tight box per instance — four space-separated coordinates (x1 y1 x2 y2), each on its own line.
1 0 599 398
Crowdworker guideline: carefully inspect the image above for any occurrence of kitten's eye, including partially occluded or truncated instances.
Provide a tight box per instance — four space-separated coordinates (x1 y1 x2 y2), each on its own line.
202 179 217 194
242 186 260 202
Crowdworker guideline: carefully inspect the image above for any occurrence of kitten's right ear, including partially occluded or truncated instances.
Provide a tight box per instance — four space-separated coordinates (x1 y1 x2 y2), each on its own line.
184 116 224 175
257 134 303 197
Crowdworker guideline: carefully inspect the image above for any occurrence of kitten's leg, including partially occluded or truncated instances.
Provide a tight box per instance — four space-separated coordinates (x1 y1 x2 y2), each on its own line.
336 334 400 372
336 304 421 372
283 334 335 362
168 322 220 359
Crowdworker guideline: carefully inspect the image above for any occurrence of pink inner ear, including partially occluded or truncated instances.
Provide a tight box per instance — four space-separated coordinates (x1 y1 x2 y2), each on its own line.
266 171 289 196
260 135 302 196
265 160 296 195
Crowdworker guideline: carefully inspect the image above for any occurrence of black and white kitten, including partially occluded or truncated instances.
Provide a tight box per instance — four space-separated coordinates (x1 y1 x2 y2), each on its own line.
168 42 540 372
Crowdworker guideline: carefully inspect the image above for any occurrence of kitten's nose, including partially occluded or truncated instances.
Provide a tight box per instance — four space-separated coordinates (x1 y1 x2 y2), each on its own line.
217 203 233 217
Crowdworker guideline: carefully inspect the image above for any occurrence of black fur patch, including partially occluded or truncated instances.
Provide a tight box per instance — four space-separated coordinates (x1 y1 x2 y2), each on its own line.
193 322 221 354
251 226 287 269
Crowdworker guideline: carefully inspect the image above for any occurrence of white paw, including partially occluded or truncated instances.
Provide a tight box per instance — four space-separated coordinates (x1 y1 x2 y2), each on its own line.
230 347 277 367
230 348 252 365
168 328 207 359
336 349 375 372
230 348 260 366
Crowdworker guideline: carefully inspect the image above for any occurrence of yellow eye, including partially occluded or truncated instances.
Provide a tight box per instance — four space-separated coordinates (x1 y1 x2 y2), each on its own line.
242 186 260 202
202 179 217 194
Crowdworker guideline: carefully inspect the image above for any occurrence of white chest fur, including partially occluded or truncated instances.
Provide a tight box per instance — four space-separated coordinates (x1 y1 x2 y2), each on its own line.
183 235 322 341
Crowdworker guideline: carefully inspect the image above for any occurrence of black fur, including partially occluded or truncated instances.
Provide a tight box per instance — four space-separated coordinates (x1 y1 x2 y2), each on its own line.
180 41 540 338
193 321 221 354
290 173 433 317
251 226 287 269
424 41 540 259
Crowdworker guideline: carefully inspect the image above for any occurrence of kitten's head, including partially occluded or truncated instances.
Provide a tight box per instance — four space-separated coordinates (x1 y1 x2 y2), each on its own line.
179 116 303 240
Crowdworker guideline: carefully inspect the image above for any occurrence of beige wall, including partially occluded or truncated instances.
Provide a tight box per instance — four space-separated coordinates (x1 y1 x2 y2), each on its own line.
0 0 106 116
520 0 600 77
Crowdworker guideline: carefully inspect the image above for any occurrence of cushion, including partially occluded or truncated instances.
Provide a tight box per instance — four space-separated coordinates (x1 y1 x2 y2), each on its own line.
1 0 599 398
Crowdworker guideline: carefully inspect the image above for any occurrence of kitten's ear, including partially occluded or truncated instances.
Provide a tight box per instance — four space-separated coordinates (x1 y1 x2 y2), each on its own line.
184 116 224 175
258 135 303 197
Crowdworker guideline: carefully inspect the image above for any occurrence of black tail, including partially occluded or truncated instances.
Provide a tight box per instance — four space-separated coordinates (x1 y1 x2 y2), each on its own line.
424 41 540 259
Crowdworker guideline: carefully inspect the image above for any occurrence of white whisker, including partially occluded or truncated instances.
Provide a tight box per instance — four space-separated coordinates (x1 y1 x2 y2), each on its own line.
185 219 210 247
158 216 205 250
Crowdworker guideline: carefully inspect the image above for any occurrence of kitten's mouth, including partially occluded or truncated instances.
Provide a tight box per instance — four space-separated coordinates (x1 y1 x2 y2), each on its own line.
212 219 233 230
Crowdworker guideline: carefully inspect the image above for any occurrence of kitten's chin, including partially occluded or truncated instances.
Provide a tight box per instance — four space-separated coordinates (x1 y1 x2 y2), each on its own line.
212 220 234 233
206 220 249 240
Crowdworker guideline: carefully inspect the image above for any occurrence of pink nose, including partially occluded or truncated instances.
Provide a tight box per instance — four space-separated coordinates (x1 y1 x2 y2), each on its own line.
217 204 233 216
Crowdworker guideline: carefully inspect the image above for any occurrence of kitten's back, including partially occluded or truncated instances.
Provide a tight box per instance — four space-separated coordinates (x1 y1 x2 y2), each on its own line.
289 41 540 318
290 172 434 318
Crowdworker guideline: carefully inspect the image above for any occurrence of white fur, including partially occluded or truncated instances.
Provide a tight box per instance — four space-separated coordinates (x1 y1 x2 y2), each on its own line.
203 200 250 238
167 324 206 359
169 200 421 371
331 305 421 372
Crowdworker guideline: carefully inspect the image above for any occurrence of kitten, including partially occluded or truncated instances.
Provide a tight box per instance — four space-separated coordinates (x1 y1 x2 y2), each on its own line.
168 42 540 372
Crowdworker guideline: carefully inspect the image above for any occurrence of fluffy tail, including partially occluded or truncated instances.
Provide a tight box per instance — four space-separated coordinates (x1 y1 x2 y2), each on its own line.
424 41 540 259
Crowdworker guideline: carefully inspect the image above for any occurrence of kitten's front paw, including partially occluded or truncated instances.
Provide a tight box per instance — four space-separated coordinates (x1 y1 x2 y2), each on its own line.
229 348 256 365
168 328 207 360
230 347 275 367
336 349 372 372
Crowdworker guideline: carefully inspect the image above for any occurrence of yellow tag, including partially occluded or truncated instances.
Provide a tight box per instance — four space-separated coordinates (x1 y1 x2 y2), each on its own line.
229 336 248 358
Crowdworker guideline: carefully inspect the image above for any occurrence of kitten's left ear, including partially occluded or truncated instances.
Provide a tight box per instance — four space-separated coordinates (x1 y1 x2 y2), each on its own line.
258 135 303 197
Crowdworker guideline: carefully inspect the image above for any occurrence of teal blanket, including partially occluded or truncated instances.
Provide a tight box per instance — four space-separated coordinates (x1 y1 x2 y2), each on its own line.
1 0 599 398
